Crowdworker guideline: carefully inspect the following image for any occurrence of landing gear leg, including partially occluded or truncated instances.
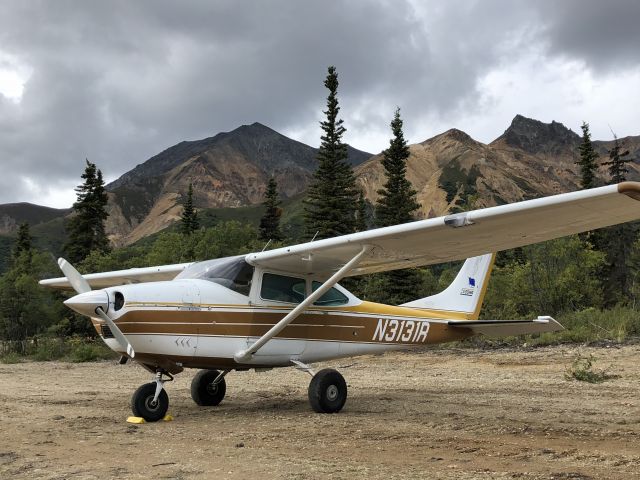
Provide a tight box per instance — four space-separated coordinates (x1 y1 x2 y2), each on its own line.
131 370 172 422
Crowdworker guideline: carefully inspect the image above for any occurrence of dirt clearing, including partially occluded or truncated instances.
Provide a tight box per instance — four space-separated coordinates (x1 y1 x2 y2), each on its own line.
1 345 639 479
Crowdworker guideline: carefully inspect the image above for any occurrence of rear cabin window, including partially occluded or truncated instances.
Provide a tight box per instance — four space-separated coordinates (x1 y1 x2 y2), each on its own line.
261 273 306 304
312 281 349 306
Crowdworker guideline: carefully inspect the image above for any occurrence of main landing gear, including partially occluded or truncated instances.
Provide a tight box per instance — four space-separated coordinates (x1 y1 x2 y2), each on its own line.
292 360 348 413
190 369 228 406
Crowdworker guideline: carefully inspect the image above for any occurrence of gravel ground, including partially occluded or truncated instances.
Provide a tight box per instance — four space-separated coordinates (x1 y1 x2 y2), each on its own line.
0 345 639 479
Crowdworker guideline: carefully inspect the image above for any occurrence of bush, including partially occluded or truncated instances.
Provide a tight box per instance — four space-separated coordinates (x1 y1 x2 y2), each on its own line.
67 341 114 363
0 352 21 364
30 337 67 361
565 353 619 383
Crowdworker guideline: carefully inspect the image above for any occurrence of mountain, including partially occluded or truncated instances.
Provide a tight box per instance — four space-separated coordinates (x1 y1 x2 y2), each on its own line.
0 203 69 235
2 116 639 252
105 122 371 245
355 115 640 219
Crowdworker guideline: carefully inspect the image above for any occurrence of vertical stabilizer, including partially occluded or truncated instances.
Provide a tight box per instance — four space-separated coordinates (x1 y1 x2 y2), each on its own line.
401 253 495 319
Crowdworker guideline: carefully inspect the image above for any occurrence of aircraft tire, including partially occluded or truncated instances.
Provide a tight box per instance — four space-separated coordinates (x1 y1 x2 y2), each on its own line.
191 369 227 406
131 382 169 422
308 368 347 413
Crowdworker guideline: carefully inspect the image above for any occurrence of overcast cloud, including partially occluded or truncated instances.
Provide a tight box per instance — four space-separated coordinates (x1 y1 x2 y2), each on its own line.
0 0 639 207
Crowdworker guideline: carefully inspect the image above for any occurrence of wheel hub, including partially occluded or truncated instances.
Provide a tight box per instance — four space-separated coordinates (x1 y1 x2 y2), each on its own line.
145 396 160 412
326 384 339 401
206 383 219 395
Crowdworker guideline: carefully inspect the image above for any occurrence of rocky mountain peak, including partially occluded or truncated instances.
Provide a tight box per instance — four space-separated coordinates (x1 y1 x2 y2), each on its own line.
492 115 580 155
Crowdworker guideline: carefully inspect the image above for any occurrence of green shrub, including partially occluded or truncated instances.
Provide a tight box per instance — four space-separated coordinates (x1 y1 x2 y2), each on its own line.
0 352 21 364
565 353 619 383
67 342 114 363
30 337 67 361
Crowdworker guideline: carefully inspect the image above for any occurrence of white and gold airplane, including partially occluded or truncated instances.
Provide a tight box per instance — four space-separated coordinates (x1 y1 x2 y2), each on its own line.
40 182 640 421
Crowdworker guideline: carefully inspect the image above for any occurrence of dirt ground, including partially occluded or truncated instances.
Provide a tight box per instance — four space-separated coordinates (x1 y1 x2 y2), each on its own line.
0 345 639 480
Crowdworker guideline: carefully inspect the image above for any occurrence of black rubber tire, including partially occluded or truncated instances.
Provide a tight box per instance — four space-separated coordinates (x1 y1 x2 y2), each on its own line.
131 382 169 422
308 368 347 413
191 369 227 406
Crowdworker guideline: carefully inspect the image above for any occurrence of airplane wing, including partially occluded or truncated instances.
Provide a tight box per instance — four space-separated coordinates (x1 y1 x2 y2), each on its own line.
39 262 193 290
247 182 640 277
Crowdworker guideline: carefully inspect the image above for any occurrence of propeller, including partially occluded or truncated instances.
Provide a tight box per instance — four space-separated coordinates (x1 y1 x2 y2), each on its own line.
58 258 135 358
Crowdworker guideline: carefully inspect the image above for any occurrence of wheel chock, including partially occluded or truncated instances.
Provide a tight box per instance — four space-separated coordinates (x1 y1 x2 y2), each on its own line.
126 416 146 424
163 414 173 422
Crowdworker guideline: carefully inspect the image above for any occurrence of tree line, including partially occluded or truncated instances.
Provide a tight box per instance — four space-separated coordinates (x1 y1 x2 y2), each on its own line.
1 66 639 354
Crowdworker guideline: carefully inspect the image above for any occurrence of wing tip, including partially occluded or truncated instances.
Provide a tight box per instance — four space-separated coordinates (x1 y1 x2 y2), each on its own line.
618 181 640 201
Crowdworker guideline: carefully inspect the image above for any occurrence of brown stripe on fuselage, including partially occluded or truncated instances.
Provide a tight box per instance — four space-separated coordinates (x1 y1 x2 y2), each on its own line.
109 305 470 345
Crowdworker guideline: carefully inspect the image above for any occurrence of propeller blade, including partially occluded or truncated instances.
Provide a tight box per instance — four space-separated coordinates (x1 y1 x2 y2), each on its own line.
95 306 135 359
57 258 91 294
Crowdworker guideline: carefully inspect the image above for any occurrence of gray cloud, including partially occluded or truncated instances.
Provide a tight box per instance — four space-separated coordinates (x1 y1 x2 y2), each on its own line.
0 0 638 206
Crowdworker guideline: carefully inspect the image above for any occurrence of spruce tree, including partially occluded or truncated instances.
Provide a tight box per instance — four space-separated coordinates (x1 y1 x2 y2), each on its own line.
13 222 32 259
602 133 631 184
372 108 422 305
304 66 358 239
259 177 283 242
64 160 110 263
181 183 200 235
375 108 420 226
576 122 599 190
601 133 635 305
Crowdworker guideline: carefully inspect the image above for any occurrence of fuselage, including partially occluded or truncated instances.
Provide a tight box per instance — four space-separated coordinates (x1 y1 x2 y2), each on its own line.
63 256 475 373
75 279 472 373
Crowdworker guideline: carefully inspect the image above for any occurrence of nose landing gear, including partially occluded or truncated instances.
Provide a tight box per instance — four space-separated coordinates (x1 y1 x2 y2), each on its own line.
131 370 172 422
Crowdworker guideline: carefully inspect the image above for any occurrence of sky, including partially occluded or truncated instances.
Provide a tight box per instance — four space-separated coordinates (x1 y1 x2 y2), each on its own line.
0 0 639 208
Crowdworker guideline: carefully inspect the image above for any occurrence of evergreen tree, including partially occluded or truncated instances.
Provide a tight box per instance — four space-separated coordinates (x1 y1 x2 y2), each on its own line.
371 108 422 305
576 122 599 190
304 66 358 239
259 177 283 242
12 222 32 259
600 133 635 305
602 133 631 184
375 108 420 226
64 160 110 263
181 183 200 235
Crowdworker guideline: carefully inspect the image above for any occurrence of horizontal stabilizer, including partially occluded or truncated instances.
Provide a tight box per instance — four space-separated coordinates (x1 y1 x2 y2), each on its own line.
448 316 563 337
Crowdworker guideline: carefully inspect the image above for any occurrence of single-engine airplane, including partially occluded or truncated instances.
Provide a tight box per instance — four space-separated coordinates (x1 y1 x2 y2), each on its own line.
41 182 640 421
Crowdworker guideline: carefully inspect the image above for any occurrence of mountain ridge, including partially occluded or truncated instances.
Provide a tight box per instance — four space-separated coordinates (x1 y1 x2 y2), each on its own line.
1 116 638 248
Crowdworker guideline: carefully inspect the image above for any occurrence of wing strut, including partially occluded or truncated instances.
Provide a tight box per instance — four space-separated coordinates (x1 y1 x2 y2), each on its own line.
234 245 371 363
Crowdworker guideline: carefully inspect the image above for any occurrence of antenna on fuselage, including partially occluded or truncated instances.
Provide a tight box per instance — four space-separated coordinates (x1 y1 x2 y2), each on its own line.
261 239 272 252
311 231 320 242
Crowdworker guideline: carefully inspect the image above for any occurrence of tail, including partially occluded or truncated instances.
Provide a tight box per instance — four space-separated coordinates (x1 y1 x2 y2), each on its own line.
401 253 495 320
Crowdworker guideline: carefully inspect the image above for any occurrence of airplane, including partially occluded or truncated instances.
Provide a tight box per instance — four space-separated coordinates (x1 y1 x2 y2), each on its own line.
40 181 640 422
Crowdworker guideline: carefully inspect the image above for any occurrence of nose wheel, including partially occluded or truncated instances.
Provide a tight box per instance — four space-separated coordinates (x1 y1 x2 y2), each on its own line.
308 368 347 413
131 370 172 422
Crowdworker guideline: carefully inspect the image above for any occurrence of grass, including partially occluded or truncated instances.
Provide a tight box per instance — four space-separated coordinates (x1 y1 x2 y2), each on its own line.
1 337 117 363
0 352 22 364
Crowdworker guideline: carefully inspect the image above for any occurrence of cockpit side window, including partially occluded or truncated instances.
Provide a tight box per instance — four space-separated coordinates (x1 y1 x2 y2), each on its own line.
261 273 306 304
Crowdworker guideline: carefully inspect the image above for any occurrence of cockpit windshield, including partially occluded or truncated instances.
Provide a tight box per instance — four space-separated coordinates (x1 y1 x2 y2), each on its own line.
175 256 254 296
